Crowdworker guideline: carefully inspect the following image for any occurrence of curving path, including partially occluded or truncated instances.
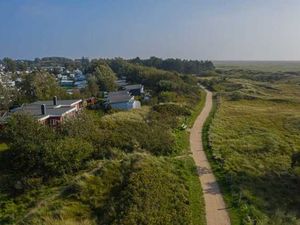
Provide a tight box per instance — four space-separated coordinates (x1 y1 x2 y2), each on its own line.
190 89 231 225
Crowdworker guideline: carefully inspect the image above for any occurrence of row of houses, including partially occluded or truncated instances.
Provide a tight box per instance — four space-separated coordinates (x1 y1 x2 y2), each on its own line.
0 84 143 127
59 69 87 90
0 77 145 127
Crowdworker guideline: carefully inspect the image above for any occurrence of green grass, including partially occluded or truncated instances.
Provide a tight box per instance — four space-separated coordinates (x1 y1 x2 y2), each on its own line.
1 87 207 225
13 154 205 225
0 142 8 152
203 72 300 224
187 89 206 127
184 158 206 225
174 129 190 154
201 96 243 224
175 88 206 155
171 88 208 225
214 60 300 72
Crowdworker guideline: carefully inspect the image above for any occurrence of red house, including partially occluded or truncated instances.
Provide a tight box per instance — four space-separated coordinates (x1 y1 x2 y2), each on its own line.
1 96 83 128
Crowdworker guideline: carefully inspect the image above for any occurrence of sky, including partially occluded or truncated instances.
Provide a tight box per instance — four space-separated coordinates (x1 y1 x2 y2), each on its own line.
1 0 300 60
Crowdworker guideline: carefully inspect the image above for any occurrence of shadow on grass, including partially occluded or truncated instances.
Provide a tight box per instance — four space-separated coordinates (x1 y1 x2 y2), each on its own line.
218 169 300 219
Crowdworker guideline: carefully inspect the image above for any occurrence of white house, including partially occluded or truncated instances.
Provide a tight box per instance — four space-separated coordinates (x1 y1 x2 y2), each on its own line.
106 91 141 110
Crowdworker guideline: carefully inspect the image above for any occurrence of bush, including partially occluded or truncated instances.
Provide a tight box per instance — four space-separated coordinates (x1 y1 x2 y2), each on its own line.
43 138 93 175
99 117 176 156
3 113 56 174
67 155 192 225
152 103 191 116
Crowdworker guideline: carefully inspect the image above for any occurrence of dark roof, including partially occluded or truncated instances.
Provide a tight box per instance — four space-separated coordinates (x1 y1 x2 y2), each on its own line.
125 84 143 90
107 91 133 104
34 99 82 106
108 90 128 96
3 99 82 121
115 79 128 87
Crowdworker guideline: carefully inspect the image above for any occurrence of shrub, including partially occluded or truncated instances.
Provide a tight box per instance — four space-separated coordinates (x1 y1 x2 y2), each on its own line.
152 103 191 116
3 113 56 174
67 155 192 225
43 138 93 175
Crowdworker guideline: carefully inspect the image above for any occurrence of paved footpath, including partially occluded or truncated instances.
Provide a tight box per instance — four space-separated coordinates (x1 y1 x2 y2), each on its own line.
190 89 231 225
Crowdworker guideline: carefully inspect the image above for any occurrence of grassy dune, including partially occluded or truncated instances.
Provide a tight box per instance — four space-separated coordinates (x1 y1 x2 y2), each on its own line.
14 154 205 225
214 61 300 72
0 89 207 225
200 71 300 224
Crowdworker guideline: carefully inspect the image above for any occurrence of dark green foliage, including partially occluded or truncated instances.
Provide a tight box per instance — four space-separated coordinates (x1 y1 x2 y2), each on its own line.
153 103 191 116
65 155 192 225
35 57 80 70
83 60 118 92
3 113 94 178
158 79 179 91
128 56 214 74
16 71 67 103
3 113 56 174
92 64 117 91
107 60 188 93
60 112 101 144
43 137 93 175
291 152 300 168
2 57 16 72
0 82 17 110
98 114 176 156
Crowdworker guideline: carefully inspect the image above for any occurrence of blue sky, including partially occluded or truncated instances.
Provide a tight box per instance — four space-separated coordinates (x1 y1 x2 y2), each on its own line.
1 0 300 60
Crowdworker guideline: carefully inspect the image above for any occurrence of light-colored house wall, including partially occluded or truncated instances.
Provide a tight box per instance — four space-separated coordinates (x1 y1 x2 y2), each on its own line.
111 101 134 110
110 100 141 110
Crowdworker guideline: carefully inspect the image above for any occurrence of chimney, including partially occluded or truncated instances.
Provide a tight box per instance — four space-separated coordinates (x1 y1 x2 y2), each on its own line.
53 96 57 106
41 104 46 115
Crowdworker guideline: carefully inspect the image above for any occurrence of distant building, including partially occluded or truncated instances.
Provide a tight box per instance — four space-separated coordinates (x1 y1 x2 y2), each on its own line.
105 91 141 110
1 97 83 128
115 79 128 88
125 84 144 96
60 79 74 87
74 80 87 89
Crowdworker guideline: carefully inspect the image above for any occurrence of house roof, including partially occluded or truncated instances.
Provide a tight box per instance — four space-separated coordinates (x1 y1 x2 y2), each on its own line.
34 99 82 107
125 84 143 90
115 79 128 87
108 90 128 96
107 91 133 104
3 99 82 121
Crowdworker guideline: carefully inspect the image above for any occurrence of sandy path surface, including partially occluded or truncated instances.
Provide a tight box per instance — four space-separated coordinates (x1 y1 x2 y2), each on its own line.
190 89 231 225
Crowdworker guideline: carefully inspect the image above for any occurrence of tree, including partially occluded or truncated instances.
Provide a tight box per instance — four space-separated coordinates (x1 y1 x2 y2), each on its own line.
2 113 56 174
86 75 100 97
17 71 67 102
93 64 117 91
16 61 28 71
2 58 16 72
0 82 16 110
